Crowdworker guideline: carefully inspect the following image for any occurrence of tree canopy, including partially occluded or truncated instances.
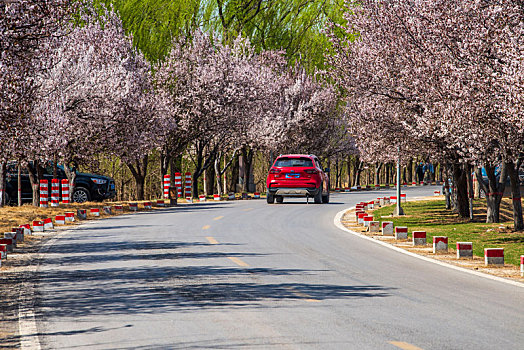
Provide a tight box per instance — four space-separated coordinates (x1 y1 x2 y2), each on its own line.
98 0 347 70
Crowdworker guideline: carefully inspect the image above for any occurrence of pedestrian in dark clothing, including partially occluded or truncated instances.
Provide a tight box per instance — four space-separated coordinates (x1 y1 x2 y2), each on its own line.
416 163 424 183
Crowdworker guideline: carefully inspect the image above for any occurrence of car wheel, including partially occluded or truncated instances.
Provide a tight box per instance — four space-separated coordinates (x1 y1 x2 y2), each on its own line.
266 193 275 204
276 196 284 203
72 187 90 203
314 187 322 204
322 190 330 204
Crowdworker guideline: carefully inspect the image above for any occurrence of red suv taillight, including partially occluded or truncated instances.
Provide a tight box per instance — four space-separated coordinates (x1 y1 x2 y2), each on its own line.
269 168 281 174
304 169 318 174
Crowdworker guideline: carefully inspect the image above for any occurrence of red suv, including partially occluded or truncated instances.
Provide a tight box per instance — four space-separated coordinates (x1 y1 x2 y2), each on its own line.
266 154 330 204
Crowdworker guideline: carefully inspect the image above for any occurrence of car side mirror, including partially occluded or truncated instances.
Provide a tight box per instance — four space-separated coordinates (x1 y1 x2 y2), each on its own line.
324 168 330 173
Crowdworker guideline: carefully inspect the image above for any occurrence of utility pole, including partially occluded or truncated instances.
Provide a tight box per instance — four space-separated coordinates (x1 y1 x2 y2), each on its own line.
394 146 404 216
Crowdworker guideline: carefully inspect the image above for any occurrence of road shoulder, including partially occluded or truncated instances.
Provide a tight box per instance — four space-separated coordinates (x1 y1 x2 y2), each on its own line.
334 204 524 288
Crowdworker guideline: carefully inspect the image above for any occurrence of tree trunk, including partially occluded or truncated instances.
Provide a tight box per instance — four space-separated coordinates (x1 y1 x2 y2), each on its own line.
206 166 215 196
127 155 149 201
27 161 43 206
242 147 254 192
354 160 364 187
160 150 171 196
230 153 239 193
345 157 350 188
62 161 77 201
406 158 413 184
215 155 223 196
170 156 181 205
335 158 340 189
53 155 58 179
0 161 6 207
475 163 506 223
507 161 523 230
17 163 22 206
452 162 470 218
444 175 452 210
191 142 218 198
374 163 382 186
466 163 474 220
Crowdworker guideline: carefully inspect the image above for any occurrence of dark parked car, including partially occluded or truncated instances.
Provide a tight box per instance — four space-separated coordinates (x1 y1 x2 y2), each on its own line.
5 162 116 204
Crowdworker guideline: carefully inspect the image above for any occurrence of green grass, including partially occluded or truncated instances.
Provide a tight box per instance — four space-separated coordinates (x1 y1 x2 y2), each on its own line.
373 200 524 266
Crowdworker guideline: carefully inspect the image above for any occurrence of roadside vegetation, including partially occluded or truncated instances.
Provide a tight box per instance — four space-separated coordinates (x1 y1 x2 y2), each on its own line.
373 199 524 266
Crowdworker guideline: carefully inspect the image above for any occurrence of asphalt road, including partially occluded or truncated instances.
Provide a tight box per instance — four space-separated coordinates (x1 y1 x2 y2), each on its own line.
33 186 524 349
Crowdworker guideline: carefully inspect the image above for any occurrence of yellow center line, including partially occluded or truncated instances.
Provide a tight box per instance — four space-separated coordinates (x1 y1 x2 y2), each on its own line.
242 208 253 212
202 225 211 230
206 237 219 244
389 341 424 350
228 257 250 267
213 216 224 220
285 287 320 303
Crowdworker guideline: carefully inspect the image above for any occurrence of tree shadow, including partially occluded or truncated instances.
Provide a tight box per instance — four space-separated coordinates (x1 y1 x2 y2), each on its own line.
39 239 221 255
39 251 267 266
35 262 394 318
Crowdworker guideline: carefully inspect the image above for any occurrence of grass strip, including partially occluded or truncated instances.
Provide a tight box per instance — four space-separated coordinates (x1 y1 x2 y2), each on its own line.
372 199 524 266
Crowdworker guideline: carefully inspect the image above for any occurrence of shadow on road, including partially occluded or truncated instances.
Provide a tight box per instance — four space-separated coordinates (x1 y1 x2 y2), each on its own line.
35 258 394 319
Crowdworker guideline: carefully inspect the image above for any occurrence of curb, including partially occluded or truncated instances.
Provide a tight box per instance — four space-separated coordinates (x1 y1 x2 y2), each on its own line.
334 205 524 289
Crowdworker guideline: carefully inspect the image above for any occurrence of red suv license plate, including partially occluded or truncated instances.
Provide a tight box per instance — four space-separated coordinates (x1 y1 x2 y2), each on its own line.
285 173 300 179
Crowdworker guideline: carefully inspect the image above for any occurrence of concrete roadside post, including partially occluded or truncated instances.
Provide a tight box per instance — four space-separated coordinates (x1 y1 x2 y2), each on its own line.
0 238 14 253
55 215 66 225
43 218 54 230
358 213 367 225
20 224 32 236
12 227 24 242
456 242 473 259
77 209 87 220
368 221 380 233
394 227 408 240
65 212 75 222
412 231 426 246
484 248 504 266
32 221 44 232
0 244 7 260
363 216 373 227
382 221 394 236
4 232 16 247
433 236 448 253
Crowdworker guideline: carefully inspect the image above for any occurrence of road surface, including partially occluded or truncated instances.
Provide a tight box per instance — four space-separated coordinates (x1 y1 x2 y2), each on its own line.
32 186 524 349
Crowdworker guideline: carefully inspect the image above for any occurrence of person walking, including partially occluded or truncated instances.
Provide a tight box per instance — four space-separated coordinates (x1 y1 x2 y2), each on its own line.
416 162 424 183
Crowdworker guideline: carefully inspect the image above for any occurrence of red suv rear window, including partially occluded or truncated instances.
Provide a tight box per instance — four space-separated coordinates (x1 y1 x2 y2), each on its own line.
274 158 313 167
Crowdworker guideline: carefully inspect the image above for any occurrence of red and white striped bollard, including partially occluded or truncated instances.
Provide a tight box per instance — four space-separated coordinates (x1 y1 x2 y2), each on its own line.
61 179 70 204
50 179 59 207
39 180 48 208
163 175 170 199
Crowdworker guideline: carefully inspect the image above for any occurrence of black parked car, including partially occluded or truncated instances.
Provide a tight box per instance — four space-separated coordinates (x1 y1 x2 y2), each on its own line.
5 162 116 204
